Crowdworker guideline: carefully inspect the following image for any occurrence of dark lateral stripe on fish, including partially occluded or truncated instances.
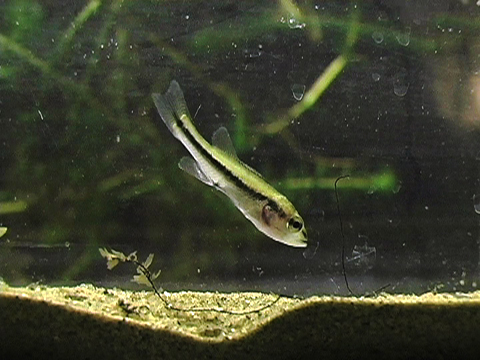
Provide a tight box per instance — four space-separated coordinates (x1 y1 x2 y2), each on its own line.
174 114 274 205
268 200 285 218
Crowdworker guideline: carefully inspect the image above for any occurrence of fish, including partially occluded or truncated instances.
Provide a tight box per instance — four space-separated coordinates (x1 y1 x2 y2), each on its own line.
152 80 308 247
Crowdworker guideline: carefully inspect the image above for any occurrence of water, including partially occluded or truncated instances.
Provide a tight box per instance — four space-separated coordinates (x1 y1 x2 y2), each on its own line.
0 0 479 297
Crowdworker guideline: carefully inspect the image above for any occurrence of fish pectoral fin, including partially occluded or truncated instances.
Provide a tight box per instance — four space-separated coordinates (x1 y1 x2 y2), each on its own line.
178 156 213 186
211 126 239 160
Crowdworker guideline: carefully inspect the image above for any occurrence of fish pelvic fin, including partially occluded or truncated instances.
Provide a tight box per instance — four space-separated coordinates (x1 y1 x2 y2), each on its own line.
178 156 213 186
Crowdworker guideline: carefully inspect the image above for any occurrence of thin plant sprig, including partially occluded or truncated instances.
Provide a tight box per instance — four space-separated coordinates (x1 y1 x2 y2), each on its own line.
99 248 281 315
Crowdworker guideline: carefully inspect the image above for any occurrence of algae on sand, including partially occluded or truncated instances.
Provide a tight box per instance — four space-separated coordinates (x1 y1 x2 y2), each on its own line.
1 281 480 359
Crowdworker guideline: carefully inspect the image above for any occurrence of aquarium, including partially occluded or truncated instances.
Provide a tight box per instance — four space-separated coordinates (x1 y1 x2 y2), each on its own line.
1 0 480 358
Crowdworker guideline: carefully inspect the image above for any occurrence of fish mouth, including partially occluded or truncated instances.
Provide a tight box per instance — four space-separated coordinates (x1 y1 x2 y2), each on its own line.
293 239 308 248
284 238 308 248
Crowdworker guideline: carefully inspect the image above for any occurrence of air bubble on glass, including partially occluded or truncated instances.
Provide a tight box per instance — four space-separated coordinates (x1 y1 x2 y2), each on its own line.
393 71 409 97
396 26 411 46
473 194 480 214
291 84 306 101
372 31 384 44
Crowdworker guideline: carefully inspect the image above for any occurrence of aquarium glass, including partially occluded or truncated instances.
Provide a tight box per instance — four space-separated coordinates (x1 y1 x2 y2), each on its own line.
1 0 480 296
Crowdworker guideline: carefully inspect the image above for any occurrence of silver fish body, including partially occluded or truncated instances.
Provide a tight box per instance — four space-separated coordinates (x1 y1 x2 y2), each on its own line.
152 81 307 247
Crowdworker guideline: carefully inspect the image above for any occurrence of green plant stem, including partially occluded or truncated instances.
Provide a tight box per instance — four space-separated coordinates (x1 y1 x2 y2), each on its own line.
263 8 361 135
53 0 102 63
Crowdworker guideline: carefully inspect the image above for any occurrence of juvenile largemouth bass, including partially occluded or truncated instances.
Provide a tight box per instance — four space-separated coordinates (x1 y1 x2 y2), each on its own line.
152 81 307 247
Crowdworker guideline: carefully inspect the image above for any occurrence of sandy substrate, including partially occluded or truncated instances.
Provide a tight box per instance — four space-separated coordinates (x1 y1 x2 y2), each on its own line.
1 281 480 359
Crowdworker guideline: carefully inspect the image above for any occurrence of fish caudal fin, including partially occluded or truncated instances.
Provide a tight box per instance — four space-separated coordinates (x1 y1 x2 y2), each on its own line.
152 80 192 137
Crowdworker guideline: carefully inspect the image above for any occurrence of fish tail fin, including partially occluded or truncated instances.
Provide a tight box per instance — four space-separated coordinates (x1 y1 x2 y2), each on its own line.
152 80 192 137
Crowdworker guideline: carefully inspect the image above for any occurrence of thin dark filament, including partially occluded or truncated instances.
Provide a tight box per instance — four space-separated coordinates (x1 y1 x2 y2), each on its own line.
335 175 354 295
131 257 281 315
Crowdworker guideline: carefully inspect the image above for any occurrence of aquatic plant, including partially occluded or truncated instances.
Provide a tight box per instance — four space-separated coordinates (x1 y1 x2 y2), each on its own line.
99 247 280 314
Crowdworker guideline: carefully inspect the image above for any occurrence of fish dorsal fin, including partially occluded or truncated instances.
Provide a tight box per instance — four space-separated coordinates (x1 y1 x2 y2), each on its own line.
178 156 213 186
212 127 238 159
212 126 266 179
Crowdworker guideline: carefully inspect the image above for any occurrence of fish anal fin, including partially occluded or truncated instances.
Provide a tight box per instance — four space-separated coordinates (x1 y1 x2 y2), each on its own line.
178 156 213 186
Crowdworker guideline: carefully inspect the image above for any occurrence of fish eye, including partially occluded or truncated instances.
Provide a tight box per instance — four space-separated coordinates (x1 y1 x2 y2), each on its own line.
288 217 303 231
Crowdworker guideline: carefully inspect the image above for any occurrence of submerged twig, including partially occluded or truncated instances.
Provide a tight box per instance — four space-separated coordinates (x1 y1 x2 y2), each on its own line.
99 248 281 315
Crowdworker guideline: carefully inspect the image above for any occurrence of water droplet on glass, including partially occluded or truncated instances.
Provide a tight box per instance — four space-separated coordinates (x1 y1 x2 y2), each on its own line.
372 31 384 44
393 71 409 97
287 13 305 29
291 84 306 101
474 195 480 214
396 26 411 46
372 73 381 82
